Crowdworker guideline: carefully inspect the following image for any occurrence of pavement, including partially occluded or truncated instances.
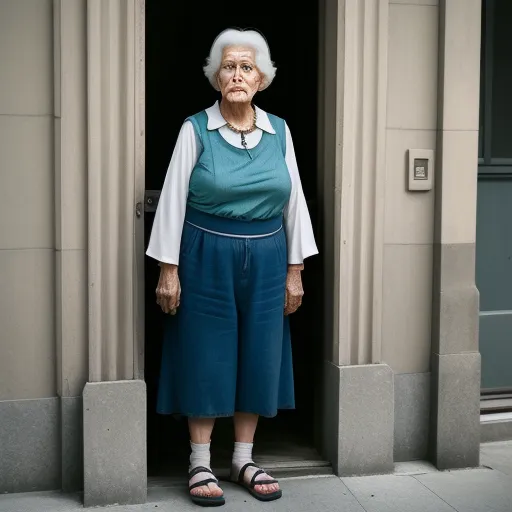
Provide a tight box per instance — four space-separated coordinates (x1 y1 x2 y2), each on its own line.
1 441 512 512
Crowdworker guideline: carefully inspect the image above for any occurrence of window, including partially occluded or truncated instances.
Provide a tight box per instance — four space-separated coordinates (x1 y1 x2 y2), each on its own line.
479 0 512 174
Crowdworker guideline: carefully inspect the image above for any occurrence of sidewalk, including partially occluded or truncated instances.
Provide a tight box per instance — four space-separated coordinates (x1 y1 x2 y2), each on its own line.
1 441 511 512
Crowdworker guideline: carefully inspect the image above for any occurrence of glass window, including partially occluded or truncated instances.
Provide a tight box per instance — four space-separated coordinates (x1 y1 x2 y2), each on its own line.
490 1 512 159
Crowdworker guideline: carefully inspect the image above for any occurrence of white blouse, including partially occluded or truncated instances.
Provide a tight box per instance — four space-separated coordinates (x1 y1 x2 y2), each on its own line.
146 101 319 265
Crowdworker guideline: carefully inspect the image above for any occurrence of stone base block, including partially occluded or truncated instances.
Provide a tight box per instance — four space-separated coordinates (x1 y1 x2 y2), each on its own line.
430 352 480 469
0 398 60 493
83 380 147 507
481 417 512 443
322 362 394 476
394 373 430 462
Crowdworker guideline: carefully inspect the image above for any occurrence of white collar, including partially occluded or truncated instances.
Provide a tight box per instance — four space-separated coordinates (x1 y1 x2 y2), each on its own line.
205 101 276 134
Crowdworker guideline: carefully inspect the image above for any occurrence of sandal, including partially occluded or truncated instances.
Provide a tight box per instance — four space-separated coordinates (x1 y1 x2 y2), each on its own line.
231 462 283 502
188 466 225 507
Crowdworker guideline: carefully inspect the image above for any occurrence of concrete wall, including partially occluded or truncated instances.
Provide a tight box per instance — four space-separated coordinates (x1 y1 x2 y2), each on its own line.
382 0 439 461
0 0 55 400
430 0 481 469
382 0 481 467
318 0 445 469
0 0 60 493
0 0 89 494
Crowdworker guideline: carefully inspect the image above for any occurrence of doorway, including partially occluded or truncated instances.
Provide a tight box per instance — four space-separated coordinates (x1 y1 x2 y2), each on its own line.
477 0 512 412
144 0 326 479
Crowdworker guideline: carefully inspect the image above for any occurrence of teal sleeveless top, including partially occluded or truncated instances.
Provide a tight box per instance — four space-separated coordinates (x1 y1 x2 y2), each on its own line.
186 110 291 221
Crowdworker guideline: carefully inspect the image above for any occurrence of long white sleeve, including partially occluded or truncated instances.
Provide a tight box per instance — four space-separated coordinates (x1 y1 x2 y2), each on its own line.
146 121 199 264
283 123 319 264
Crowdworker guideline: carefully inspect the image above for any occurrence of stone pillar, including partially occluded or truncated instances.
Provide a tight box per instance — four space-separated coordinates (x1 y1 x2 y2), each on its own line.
82 0 146 506
319 0 393 476
430 0 482 470
53 0 88 492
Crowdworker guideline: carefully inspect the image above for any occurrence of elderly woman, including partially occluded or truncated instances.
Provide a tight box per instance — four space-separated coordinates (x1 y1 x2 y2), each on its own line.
146 28 318 506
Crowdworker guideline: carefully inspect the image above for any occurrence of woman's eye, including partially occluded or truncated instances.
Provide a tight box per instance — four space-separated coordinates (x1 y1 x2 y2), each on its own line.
242 65 252 72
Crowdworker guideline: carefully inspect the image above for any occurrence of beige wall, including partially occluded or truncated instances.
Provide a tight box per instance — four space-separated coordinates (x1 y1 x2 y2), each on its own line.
381 0 439 374
0 0 56 400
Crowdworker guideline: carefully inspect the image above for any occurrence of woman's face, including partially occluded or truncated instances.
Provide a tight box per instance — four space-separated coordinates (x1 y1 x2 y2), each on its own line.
217 46 263 103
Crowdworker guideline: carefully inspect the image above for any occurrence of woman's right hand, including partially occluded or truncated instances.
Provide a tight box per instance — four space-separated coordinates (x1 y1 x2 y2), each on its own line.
156 263 181 315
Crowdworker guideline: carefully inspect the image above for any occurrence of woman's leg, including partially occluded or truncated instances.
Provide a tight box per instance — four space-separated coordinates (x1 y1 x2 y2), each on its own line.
188 418 223 498
233 413 279 494
189 417 216 444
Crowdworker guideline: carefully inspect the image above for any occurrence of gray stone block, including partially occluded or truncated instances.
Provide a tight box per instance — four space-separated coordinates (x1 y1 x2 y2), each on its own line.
481 419 512 443
0 490 83 512
480 441 512 476
342 474 455 512
150 476 367 511
394 373 430 462
417 468 512 512
83 380 147 507
438 243 476 290
433 287 480 354
0 476 367 512
430 352 480 469
61 396 83 492
323 362 394 476
0 397 60 493
431 243 480 354
394 460 438 476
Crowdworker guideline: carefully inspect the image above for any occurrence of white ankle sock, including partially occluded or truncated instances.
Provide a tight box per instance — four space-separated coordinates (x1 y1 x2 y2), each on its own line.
232 441 253 467
232 442 274 487
190 441 211 471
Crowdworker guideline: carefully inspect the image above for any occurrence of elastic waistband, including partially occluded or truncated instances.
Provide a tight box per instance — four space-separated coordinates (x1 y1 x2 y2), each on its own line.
185 206 282 237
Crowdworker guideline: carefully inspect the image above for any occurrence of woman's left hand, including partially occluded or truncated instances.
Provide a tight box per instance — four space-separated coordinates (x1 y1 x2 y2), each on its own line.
284 265 304 316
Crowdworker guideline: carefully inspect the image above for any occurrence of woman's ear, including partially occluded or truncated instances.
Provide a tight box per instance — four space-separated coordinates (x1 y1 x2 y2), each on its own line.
257 73 266 91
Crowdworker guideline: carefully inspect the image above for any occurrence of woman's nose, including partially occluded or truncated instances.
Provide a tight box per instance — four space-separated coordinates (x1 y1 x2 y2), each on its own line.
232 66 243 82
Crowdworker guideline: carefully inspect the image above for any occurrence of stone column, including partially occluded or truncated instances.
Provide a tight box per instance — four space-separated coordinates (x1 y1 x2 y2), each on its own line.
53 0 88 492
82 0 146 506
319 0 393 476
430 0 482 470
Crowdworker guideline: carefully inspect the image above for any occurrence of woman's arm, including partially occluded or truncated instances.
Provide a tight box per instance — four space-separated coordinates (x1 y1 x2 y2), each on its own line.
282 123 318 315
146 120 199 265
282 122 319 266
147 120 199 314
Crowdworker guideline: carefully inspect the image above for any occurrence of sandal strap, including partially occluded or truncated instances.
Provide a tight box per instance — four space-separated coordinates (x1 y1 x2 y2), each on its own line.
252 479 279 486
250 469 277 488
250 469 266 487
189 466 216 480
238 462 259 483
189 478 218 491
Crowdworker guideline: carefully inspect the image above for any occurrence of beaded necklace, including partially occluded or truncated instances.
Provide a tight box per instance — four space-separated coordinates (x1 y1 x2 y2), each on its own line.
224 108 257 158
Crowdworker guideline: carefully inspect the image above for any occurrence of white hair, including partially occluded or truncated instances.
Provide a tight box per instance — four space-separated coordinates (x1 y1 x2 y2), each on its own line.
203 28 277 91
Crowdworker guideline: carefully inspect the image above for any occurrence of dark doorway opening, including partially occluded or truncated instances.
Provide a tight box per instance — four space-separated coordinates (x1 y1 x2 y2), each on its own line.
144 0 325 480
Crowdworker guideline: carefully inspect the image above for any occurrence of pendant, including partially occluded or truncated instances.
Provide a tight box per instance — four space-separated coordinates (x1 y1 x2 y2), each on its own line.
241 132 253 159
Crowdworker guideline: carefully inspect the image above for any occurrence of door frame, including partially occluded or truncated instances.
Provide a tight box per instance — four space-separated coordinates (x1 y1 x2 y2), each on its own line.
477 0 512 410
134 0 393 470
135 0 146 380
134 0 334 408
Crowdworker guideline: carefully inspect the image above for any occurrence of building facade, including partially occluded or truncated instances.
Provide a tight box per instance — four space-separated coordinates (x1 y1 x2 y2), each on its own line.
0 0 507 507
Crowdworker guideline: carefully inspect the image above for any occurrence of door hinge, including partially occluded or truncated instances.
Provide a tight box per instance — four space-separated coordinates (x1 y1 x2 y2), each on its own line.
144 190 161 213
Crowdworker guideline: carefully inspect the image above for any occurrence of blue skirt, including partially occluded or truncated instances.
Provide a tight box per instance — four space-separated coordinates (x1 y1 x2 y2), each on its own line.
156 208 295 418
